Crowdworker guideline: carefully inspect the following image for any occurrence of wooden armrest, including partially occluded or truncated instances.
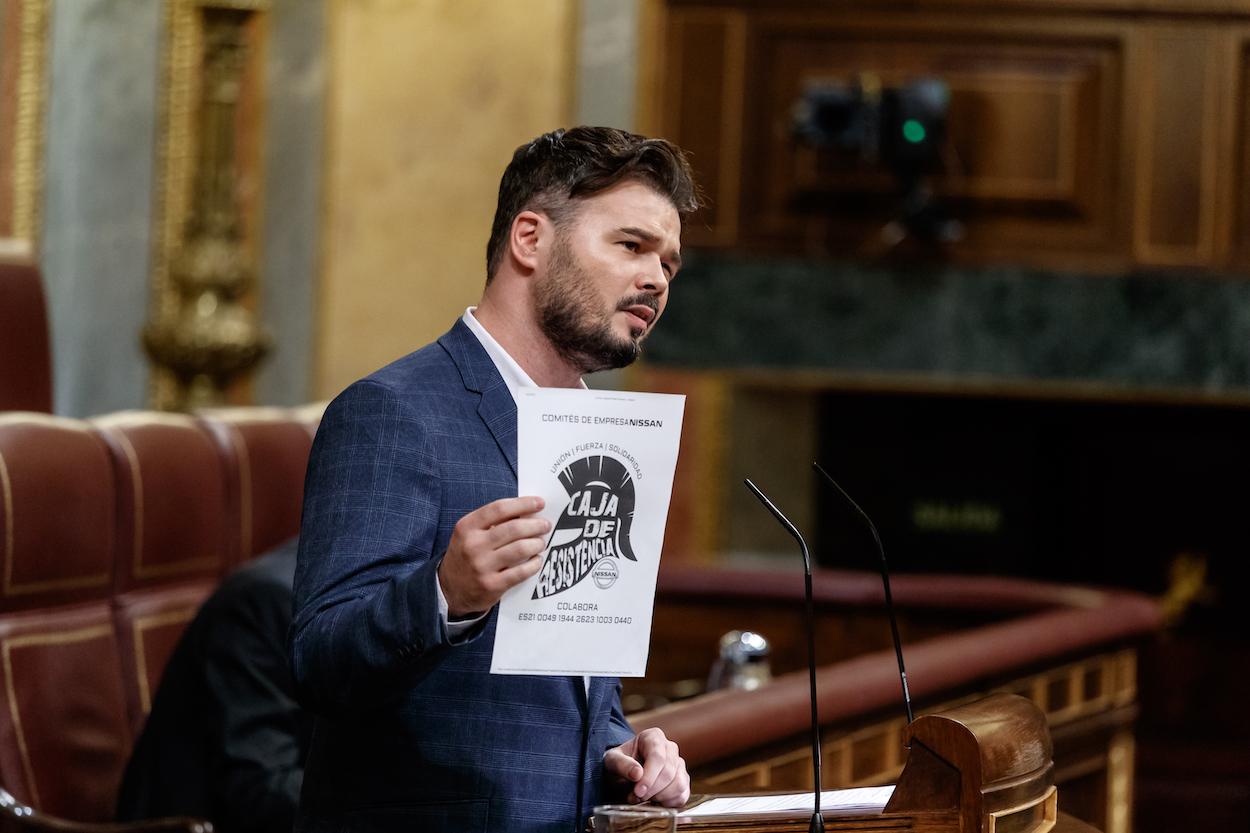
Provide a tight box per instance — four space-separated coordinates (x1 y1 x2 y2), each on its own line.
1 789 212 833
632 589 1159 766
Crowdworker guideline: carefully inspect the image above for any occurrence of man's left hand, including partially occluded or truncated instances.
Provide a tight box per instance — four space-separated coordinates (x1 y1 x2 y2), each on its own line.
604 727 690 807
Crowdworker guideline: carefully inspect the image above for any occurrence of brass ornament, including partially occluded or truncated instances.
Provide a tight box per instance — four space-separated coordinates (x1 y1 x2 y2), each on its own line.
9 0 50 244
144 4 271 411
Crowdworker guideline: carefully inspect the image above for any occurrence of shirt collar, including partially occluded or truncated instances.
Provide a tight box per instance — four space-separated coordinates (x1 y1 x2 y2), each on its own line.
462 307 587 399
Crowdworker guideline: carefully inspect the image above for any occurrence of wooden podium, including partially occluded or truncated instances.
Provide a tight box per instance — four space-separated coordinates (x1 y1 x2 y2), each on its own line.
671 692 1098 832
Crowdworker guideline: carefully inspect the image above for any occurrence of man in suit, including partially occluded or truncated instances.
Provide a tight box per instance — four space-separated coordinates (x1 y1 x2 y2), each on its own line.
291 126 699 833
117 537 311 833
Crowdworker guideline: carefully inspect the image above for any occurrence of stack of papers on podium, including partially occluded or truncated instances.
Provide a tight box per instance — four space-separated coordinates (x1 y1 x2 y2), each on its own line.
681 785 895 818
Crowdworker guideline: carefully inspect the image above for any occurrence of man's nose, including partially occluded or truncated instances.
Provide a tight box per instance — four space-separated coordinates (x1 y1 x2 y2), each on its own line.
636 257 669 295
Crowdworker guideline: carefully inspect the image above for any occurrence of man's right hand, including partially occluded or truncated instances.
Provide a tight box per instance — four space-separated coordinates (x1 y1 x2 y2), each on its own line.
437 496 550 618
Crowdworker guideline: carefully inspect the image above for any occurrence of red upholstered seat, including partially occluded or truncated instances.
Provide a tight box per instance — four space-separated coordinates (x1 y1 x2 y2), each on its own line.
0 405 317 830
112 582 213 729
92 412 235 733
0 415 131 822
0 415 117 612
0 606 132 821
0 258 53 413
92 412 236 588
198 407 315 565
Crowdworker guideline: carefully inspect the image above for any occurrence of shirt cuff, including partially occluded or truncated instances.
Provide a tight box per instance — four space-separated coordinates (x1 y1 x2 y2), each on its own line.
436 572 488 642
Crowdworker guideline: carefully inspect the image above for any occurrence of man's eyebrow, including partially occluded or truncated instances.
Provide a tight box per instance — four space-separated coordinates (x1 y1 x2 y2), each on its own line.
618 227 682 270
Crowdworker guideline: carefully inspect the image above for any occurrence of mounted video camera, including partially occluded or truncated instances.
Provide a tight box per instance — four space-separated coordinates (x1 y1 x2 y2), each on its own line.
792 74 962 246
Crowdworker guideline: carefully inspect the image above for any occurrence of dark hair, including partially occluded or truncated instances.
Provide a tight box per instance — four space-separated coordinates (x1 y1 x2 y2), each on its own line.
485 126 700 281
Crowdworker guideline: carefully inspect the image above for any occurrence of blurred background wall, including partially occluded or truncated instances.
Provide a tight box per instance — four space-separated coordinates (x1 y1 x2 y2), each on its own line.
0 0 614 414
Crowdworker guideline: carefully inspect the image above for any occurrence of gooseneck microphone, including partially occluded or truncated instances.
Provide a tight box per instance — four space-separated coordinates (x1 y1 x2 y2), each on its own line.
812 462 914 725
744 479 825 833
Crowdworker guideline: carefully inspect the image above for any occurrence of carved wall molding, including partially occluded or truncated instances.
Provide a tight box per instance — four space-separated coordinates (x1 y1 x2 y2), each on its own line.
2 0 50 244
147 0 271 411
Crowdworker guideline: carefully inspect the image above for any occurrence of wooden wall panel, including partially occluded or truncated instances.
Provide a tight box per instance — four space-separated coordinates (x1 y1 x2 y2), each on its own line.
1235 34 1250 267
945 73 1072 200
1131 27 1222 265
664 10 746 245
657 2 1250 271
672 12 1131 264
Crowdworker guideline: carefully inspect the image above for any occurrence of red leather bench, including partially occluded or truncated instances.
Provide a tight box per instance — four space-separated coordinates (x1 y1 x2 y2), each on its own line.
0 257 53 413
0 415 129 823
0 404 323 832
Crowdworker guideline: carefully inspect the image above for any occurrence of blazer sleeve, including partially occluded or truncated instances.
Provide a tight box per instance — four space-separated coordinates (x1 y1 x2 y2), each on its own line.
289 378 464 714
606 681 637 750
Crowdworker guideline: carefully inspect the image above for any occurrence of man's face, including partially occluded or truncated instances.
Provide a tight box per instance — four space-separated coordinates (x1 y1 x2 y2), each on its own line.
533 179 682 374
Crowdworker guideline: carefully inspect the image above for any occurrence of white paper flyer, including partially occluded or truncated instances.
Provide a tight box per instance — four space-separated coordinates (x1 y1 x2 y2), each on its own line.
490 387 685 677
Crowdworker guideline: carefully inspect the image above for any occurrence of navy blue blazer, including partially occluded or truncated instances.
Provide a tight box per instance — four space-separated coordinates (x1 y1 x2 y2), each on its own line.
291 320 635 833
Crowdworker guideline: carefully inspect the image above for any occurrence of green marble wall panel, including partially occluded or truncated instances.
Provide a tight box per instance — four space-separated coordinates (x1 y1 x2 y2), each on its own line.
647 253 1250 394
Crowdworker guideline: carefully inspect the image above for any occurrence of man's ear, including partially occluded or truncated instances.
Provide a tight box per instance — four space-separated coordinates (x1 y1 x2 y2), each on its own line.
508 210 547 273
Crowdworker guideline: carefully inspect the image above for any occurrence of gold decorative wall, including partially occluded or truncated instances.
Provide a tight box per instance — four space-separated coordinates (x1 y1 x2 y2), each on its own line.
314 0 578 399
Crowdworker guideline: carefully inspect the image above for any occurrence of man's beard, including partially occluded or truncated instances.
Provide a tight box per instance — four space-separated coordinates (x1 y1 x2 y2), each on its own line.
535 234 658 374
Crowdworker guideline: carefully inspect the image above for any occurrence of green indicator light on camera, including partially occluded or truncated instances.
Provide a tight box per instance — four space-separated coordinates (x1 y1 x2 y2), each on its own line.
902 120 927 144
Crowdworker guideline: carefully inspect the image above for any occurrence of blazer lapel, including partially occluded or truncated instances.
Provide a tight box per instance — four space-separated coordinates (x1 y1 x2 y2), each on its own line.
442 318 594 721
438 318 518 477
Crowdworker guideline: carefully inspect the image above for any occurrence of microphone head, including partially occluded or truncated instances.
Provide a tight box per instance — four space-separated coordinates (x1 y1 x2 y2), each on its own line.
743 478 811 572
811 461 885 556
